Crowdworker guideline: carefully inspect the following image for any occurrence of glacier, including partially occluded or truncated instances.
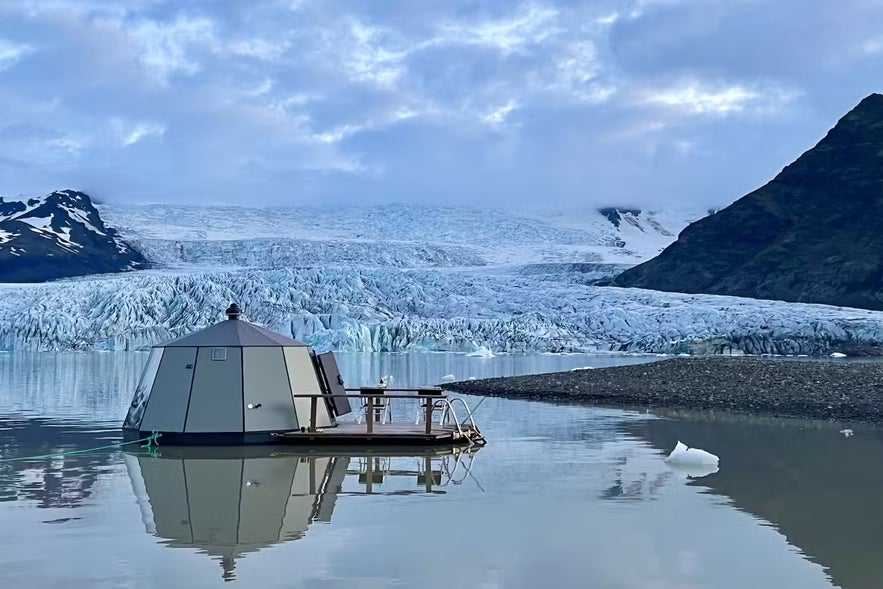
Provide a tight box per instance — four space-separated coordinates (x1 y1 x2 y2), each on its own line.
1 266 882 355
2 201 882 354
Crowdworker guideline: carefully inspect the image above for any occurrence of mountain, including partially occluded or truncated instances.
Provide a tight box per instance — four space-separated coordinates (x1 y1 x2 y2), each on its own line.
0 190 147 283
613 93 883 310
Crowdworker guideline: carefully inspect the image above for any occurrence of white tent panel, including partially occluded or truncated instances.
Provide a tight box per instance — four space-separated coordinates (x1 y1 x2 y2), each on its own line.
243 348 299 432
283 347 334 428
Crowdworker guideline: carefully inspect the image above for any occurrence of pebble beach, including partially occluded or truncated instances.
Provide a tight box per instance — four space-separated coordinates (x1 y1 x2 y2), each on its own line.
443 357 883 423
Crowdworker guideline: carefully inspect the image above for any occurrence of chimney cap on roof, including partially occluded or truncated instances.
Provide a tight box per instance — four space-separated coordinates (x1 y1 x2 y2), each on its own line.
225 303 242 320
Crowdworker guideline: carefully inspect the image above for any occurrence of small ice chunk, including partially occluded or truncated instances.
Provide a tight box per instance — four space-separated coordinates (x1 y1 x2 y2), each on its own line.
665 441 719 467
840 428 854 437
570 366 595 372
440 374 456 383
668 461 720 479
830 352 847 358
466 346 495 358
467 376 477 380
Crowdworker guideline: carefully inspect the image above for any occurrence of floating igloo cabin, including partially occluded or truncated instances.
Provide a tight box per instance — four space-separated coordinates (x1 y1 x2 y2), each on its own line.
123 303 351 444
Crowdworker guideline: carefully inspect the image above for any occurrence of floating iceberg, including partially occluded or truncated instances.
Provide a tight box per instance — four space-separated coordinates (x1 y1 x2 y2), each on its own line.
466 346 495 358
664 441 719 471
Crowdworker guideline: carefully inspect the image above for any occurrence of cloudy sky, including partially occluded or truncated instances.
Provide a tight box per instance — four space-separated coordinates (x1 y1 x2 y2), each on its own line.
0 0 881 208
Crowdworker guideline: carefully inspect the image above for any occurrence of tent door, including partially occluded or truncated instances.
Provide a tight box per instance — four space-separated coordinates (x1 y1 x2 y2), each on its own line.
316 352 352 417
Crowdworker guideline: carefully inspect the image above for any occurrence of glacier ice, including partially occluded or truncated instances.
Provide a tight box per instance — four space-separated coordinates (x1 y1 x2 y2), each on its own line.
3 202 882 354
1 266 882 354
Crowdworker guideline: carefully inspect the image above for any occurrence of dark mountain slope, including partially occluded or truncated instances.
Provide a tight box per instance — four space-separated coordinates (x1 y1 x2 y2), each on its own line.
613 93 883 310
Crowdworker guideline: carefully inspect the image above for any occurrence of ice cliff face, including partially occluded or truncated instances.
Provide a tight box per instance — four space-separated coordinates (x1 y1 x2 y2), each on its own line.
1 266 881 355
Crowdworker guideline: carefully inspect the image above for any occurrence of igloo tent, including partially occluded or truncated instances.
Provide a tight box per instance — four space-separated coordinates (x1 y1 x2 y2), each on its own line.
123 303 351 444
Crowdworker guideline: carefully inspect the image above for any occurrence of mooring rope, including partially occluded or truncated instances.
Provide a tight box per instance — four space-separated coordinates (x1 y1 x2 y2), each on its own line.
0 431 161 463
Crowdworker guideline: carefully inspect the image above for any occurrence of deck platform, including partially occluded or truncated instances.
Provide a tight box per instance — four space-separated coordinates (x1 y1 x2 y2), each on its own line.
273 422 483 446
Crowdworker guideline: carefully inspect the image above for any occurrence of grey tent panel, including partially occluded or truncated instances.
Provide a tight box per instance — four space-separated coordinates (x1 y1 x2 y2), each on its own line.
124 348 164 430
141 347 197 432
243 348 299 432
317 352 352 416
158 320 308 348
139 457 193 544
238 457 298 545
185 347 244 433
184 459 243 548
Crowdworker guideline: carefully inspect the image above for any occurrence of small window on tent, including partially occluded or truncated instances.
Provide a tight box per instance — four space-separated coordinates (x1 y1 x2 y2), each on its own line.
211 348 228 361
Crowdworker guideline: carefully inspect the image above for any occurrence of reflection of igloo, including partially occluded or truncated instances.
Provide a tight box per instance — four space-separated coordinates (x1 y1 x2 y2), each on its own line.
124 450 348 581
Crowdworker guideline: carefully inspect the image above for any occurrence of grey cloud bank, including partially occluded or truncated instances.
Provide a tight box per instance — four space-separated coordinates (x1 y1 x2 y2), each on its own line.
0 0 880 209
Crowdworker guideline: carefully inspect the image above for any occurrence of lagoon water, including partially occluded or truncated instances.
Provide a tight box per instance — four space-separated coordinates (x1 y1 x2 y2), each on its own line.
0 352 879 588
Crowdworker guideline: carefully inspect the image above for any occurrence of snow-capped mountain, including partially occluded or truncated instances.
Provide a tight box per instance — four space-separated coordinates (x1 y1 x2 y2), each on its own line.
0 190 146 282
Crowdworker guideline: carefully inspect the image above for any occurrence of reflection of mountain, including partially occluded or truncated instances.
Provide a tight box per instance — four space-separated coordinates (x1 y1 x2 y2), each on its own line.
625 413 883 589
0 417 117 508
124 447 479 582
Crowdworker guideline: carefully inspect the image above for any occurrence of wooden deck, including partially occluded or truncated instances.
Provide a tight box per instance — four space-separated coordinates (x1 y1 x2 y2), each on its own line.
273 422 482 446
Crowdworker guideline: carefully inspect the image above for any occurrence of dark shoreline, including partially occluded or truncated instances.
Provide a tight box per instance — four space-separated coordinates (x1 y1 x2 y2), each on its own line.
441 357 883 424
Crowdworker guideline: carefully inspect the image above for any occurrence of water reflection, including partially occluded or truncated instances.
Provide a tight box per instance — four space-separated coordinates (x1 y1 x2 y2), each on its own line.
0 416 118 508
624 412 883 589
124 446 481 581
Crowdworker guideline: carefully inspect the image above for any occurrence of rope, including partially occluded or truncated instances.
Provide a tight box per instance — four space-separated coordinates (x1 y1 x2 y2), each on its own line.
0 432 161 463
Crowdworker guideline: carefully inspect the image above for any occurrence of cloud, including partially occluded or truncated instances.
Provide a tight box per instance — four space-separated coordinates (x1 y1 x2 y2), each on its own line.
862 37 883 55
112 120 166 146
227 38 291 61
438 3 560 55
483 100 518 125
0 39 33 71
129 16 216 82
638 82 797 117
0 0 880 208
46 134 90 155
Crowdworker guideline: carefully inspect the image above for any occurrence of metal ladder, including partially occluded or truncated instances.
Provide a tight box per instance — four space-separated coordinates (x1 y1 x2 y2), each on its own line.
418 397 486 446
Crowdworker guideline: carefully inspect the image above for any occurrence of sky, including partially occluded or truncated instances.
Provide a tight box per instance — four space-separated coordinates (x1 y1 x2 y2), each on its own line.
0 0 882 209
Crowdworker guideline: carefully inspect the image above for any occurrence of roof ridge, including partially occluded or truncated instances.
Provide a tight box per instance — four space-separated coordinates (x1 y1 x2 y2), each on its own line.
155 317 308 348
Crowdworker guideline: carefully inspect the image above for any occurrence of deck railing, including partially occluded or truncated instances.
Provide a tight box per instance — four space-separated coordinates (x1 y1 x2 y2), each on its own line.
289 388 450 434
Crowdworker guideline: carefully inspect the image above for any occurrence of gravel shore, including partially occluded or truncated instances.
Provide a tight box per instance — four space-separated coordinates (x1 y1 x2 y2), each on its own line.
442 357 883 423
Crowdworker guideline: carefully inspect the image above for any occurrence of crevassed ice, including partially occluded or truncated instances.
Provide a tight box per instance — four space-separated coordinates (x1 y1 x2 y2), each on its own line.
0 267 881 354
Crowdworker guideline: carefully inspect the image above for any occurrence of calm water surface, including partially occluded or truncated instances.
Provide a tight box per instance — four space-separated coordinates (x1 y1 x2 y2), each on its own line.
0 352 879 588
